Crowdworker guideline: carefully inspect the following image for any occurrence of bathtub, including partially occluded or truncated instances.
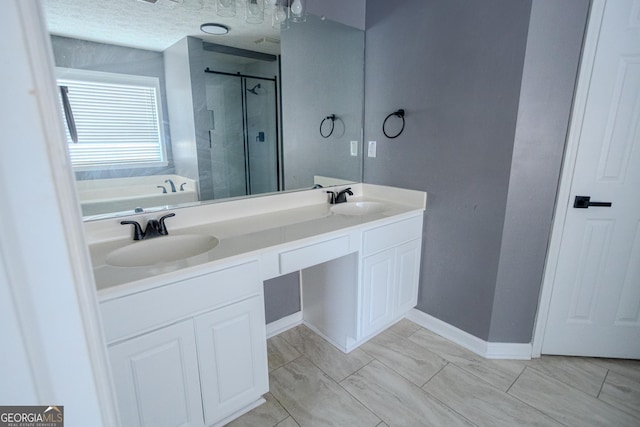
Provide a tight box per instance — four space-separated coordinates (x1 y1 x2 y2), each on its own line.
76 175 198 216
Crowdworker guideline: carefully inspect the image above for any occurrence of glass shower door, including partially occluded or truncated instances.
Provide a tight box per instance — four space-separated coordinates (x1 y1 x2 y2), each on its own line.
244 77 278 195
205 71 279 199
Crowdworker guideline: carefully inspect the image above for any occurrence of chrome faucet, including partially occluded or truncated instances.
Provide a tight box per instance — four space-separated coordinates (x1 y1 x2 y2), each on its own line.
121 213 176 240
335 187 353 204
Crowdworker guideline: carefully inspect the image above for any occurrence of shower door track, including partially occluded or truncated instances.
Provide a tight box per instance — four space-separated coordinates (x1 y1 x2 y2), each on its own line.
204 68 277 83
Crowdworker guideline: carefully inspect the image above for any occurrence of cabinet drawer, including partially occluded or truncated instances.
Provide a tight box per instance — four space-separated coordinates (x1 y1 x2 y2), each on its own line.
279 235 350 274
363 215 423 256
101 261 261 343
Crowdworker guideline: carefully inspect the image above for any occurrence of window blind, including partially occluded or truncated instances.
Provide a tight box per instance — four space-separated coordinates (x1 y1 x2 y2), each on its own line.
58 73 166 169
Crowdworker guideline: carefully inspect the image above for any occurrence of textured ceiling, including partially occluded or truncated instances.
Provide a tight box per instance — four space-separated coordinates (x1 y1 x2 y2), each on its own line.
44 0 282 55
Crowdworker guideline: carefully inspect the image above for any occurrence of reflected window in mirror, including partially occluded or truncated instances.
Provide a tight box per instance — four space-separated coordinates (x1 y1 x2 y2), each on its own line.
56 68 168 170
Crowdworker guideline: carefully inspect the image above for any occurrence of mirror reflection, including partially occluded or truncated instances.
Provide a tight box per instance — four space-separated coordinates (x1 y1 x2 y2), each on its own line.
44 0 365 219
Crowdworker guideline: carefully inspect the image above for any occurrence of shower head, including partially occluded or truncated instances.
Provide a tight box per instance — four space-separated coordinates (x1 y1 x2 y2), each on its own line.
247 83 262 95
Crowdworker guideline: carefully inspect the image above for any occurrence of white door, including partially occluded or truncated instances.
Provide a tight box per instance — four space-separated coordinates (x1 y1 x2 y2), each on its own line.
394 239 422 317
542 0 640 358
195 296 268 426
362 248 396 337
108 320 205 427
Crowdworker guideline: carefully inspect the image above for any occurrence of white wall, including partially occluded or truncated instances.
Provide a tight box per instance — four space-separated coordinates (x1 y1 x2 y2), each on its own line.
0 1 117 424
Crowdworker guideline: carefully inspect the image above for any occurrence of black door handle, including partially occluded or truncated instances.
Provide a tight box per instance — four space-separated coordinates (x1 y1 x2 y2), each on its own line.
573 195 612 209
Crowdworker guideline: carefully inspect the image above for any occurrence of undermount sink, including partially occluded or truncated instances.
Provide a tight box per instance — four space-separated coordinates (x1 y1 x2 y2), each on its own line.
106 234 219 267
330 201 387 216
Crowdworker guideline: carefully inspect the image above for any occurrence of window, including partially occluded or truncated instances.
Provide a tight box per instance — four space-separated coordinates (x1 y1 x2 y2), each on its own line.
57 68 167 170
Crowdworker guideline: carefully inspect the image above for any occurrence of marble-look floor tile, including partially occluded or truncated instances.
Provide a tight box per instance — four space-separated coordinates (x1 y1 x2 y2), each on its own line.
275 417 299 427
423 364 561 427
590 358 640 382
278 325 372 382
268 335 301 372
598 370 640 420
341 360 473 427
526 355 607 396
387 318 422 338
408 328 526 391
225 393 289 427
270 356 380 427
509 367 638 427
361 328 447 386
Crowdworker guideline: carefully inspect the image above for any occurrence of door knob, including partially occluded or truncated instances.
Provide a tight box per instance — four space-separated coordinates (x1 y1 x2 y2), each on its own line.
573 195 612 209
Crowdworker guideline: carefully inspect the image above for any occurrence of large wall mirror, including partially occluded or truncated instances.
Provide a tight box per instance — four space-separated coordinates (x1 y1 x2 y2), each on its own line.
44 0 365 220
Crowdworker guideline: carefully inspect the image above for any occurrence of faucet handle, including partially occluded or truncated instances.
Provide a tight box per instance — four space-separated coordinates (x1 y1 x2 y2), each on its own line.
326 191 336 204
158 213 176 235
121 220 144 240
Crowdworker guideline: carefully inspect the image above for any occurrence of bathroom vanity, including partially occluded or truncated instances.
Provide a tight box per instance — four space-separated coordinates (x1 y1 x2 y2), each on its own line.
88 184 426 427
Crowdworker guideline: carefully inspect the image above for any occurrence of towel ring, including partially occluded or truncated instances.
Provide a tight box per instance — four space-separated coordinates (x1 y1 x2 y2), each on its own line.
383 109 405 139
320 114 336 138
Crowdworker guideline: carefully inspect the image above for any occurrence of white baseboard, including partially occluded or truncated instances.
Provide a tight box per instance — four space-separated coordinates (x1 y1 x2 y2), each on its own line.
266 311 303 338
406 309 532 360
484 342 533 360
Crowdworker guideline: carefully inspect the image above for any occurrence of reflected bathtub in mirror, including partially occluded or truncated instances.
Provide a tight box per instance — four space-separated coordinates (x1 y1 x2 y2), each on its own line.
76 175 198 216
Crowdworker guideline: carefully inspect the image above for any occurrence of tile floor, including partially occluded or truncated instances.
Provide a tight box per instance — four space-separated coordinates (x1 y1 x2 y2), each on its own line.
227 319 640 427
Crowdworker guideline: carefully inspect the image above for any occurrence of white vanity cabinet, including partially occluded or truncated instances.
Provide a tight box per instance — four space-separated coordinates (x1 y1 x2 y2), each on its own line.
297 213 424 353
101 261 268 427
108 320 205 427
360 215 423 339
91 184 428 425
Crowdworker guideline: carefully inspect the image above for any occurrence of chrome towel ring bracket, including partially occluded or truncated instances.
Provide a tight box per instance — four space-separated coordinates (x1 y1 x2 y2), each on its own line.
320 114 336 138
383 109 406 139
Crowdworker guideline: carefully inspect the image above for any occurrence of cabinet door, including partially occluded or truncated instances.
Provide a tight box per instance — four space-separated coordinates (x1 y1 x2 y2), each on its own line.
362 248 396 338
195 296 268 425
394 239 422 316
108 320 204 427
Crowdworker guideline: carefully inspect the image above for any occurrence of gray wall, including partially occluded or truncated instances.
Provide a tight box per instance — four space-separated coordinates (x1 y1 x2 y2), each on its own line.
281 15 364 190
187 37 216 201
363 0 590 343
489 0 590 342
264 272 301 324
165 37 200 184
364 0 532 340
308 0 367 30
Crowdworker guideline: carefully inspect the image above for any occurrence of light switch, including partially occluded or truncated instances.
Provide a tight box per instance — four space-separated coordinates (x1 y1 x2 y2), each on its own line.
350 140 358 156
368 141 377 158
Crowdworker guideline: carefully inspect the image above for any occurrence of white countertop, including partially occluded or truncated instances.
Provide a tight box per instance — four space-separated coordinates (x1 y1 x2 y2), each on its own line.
88 184 427 299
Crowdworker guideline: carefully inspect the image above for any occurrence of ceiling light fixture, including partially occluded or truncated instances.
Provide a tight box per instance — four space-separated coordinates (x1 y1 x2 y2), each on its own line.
200 23 230 35
246 0 265 24
216 0 236 17
270 0 308 30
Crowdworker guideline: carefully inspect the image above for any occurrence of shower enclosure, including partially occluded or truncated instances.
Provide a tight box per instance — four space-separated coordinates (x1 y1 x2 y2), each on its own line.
204 70 280 199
